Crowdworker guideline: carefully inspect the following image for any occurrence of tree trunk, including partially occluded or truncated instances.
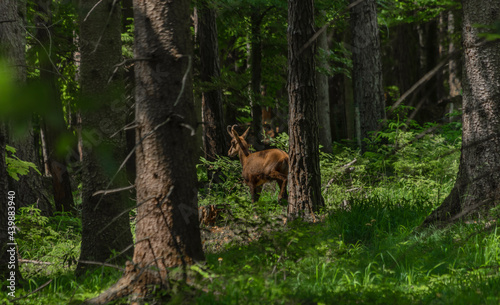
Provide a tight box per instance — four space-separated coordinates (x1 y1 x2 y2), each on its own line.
0 0 23 286
0 124 17 290
87 0 204 302
423 0 500 225
76 0 133 275
35 0 75 214
287 0 324 222
448 10 462 98
249 11 263 149
198 0 227 165
316 27 332 153
349 0 385 150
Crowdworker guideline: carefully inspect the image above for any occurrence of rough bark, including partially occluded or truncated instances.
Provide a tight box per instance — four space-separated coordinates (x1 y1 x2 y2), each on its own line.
0 0 26 285
316 28 332 153
0 124 16 287
287 0 324 222
76 0 133 275
349 0 385 150
0 0 50 215
423 0 500 225
198 0 227 164
87 0 204 302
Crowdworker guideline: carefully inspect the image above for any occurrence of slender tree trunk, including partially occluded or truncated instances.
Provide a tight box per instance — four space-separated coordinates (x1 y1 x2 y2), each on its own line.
448 10 462 98
350 0 385 150
287 0 324 221
76 0 133 275
87 0 204 302
316 27 332 153
249 11 263 149
35 0 75 213
198 0 227 165
423 0 500 225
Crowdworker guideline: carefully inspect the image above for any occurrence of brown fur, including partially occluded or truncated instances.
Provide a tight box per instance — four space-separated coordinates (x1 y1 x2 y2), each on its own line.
228 125 289 203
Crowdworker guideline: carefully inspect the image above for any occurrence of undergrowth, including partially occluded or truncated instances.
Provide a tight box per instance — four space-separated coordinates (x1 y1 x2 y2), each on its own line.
4 115 500 304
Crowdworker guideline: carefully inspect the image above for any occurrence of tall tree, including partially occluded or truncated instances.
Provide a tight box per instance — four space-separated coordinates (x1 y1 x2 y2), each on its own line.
88 0 204 302
76 0 133 274
0 124 14 286
198 0 227 169
249 9 264 149
8 0 52 216
349 0 385 150
423 0 500 225
287 0 324 221
316 26 332 153
35 0 75 213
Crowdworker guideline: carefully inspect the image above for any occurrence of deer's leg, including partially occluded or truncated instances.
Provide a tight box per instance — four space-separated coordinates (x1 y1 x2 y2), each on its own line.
255 185 262 202
270 170 288 204
249 184 262 203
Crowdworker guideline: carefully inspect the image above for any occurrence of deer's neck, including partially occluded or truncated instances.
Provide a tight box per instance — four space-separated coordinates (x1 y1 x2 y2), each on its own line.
238 149 249 167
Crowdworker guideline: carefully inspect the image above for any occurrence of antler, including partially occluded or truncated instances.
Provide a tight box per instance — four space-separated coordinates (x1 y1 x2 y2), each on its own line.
227 125 232 136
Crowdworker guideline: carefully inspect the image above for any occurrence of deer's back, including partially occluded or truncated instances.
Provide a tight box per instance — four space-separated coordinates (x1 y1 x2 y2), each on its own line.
243 149 289 177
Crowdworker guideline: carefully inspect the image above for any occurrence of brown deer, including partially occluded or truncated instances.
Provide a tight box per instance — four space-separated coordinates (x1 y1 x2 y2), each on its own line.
227 125 289 204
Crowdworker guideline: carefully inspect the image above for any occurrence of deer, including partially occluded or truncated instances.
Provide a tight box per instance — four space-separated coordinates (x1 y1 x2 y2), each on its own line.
227 125 289 204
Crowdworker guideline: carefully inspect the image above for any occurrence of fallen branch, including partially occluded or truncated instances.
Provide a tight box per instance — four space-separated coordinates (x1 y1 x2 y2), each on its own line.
19 259 52 265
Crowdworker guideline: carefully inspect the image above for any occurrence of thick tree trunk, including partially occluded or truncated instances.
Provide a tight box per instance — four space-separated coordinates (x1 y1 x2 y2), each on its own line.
198 0 227 164
316 28 332 153
0 0 23 287
87 0 204 302
0 0 50 215
0 125 17 289
350 0 385 150
423 0 500 225
287 0 324 221
76 0 133 275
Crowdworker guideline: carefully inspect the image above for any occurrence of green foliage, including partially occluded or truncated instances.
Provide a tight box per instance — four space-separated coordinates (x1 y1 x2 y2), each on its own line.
477 21 500 41
16 206 81 278
5 145 41 181
378 0 461 26
267 131 289 152
316 41 352 78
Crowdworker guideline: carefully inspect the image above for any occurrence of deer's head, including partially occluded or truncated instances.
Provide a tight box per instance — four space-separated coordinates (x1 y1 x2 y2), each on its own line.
227 125 250 157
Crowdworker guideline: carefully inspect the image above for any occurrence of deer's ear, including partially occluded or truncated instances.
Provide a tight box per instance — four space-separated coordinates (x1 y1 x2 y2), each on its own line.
242 127 250 139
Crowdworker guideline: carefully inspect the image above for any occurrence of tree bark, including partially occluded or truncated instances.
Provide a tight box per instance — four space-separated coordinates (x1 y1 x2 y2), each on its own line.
0 0 23 286
198 0 227 165
76 0 133 275
0 124 16 288
423 0 500 225
87 0 204 302
349 0 385 150
287 0 324 222
316 27 332 153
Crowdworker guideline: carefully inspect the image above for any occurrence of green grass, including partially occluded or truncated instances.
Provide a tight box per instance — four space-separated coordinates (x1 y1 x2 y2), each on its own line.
4 119 499 304
197 194 500 304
